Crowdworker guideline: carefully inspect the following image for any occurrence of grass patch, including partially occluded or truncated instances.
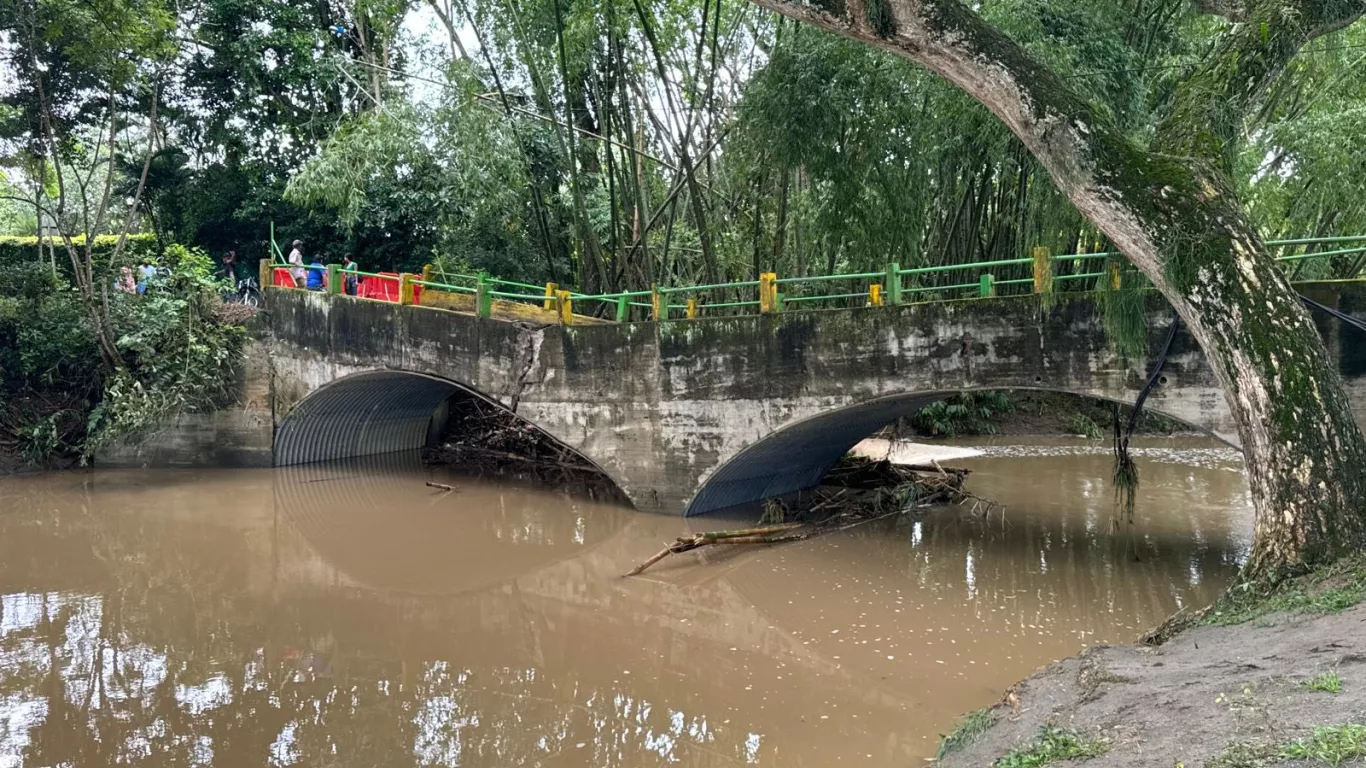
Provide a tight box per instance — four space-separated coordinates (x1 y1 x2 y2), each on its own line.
1203 555 1366 627
1066 413 1102 439
937 707 997 759
1204 725 1366 768
1204 741 1279 768
1280 724 1366 766
994 726 1108 767
1303 670 1343 694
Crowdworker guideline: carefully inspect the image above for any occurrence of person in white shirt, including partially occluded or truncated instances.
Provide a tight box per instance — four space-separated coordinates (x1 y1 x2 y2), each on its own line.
288 240 306 286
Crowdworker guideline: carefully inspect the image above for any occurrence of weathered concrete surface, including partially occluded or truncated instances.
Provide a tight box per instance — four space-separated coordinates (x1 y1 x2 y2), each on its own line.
254 289 1235 514
155 283 1363 516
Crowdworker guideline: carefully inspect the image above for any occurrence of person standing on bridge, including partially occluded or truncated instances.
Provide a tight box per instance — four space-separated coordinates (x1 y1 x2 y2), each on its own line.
342 253 360 296
288 239 306 287
306 256 327 291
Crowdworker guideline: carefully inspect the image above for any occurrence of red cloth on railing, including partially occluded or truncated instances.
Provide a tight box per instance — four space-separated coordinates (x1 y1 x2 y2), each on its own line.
272 269 420 304
360 273 399 302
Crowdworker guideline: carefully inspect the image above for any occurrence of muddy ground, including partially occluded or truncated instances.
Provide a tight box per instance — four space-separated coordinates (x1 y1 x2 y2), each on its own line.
939 603 1366 766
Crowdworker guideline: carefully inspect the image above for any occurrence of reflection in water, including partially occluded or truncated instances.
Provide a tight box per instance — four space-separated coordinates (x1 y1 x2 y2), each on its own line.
0 438 1251 765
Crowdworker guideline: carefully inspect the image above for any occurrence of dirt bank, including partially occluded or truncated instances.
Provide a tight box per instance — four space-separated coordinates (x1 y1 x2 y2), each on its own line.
938 578 1366 767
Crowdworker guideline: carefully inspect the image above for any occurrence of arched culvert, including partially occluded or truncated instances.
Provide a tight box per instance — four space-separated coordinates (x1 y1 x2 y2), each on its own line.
683 388 1236 517
275 371 461 466
685 393 942 516
274 370 630 503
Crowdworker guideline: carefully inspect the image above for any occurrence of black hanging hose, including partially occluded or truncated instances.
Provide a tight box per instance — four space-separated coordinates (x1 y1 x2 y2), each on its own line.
1300 294 1366 335
1111 315 1181 538
1125 316 1182 438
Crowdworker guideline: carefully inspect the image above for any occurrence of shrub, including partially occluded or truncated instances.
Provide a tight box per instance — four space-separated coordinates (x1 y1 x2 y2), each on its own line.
914 390 1015 437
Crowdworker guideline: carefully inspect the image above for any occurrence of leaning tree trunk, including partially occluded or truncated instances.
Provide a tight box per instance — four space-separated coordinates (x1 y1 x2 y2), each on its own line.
744 0 1366 580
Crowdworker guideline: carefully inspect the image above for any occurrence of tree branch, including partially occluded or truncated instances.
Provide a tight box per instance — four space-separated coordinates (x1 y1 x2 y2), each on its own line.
1154 0 1366 168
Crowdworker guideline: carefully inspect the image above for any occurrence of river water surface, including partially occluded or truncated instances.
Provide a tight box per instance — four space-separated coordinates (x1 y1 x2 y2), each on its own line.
0 437 1250 766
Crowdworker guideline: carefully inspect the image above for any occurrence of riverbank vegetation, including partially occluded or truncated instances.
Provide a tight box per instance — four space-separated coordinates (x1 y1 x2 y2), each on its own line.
0 239 250 469
902 390 1183 439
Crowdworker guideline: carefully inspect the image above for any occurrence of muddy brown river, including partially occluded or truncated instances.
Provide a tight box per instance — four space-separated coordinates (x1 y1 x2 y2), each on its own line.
0 437 1250 766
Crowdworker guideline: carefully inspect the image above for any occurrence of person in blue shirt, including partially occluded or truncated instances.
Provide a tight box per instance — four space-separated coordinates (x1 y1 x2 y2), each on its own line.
306 258 327 291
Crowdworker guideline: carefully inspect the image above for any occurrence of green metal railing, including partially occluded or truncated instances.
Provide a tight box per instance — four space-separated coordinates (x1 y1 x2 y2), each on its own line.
267 232 1366 324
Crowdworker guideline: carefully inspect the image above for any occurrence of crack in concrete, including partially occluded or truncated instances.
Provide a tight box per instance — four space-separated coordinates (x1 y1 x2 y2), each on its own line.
509 322 548 412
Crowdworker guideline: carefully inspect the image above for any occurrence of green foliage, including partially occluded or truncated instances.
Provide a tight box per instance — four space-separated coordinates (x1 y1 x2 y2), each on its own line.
83 245 245 458
937 707 997 759
1280 724 1366 766
914 391 1016 437
993 726 1109 767
1094 260 1149 361
1204 741 1280 768
1204 554 1366 626
1303 671 1342 694
0 234 160 272
0 240 245 465
1208 725 1366 768
1067 413 1103 439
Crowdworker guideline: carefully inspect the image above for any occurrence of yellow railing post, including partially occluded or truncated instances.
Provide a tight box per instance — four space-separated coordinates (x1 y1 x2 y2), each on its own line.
399 273 416 305
651 285 663 321
422 264 433 283
686 298 697 319
1032 246 1053 294
868 283 884 307
759 272 778 313
556 289 573 325
543 282 559 311
259 258 271 288
1108 262 1122 291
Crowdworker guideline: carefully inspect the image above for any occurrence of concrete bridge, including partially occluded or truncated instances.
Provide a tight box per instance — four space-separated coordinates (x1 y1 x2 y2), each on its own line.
109 282 1366 515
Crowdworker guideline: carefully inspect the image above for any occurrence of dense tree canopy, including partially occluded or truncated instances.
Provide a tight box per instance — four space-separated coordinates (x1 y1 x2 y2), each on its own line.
4 0 1364 284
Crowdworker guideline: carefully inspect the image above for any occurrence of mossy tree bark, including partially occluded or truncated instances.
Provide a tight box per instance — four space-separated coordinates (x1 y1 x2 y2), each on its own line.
742 0 1366 580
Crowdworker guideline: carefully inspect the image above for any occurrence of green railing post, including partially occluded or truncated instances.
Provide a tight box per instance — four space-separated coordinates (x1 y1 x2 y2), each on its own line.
776 291 786 312
327 264 341 295
476 273 492 318
886 263 902 304
614 293 629 323
978 273 996 298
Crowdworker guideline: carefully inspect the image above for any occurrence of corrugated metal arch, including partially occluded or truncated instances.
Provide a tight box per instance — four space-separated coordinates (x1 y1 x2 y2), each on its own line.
273 371 630 508
683 387 1235 517
275 371 461 467
685 393 940 517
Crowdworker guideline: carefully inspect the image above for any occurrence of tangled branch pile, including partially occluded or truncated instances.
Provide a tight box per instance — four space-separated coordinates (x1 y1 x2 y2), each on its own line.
626 457 1000 576
423 395 598 471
